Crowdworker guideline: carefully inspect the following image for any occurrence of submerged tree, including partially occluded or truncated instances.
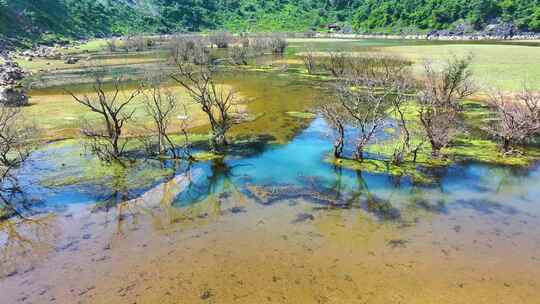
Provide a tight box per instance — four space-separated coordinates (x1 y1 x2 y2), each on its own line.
486 89 540 153
320 102 348 158
209 31 233 49
323 50 348 77
169 34 211 65
67 73 143 162
301 47 317 75
142 79 181 158
0 105 33 217
229 46 250 65
268 34 288 55
337 76 390 161
171 57 237 150
417 55 475 156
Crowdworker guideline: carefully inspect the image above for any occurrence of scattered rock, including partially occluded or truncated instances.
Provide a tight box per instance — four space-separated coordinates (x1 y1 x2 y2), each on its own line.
55 240 79 252
229 206 246 214
200 289 213 300
292 213 315 224
64 57 79 64
387 239 408 248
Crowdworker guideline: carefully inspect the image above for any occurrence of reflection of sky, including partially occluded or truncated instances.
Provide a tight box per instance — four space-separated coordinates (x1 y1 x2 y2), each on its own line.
11 117 540 219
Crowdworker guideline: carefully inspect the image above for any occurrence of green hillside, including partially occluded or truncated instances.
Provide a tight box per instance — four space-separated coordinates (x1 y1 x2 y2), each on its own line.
1 0 539 44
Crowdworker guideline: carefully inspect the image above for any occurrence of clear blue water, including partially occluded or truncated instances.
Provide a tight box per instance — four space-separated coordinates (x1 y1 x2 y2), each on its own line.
9 115 540 222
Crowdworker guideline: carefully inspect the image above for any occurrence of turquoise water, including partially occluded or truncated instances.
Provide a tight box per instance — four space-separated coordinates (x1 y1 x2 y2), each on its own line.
13 115 540 223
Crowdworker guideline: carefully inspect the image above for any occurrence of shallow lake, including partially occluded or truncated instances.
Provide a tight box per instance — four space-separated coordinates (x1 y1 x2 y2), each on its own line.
2 41 540 303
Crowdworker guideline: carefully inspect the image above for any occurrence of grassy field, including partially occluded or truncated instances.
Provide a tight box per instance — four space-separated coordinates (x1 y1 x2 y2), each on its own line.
381 44 540 91
289 38 540 92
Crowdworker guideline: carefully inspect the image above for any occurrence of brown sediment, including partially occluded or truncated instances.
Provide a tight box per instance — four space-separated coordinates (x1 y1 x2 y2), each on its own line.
0 191 539 304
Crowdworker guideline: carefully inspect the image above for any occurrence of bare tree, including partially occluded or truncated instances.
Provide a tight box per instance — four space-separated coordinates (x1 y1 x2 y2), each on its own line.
169 35 211 66
486 89 540 153
268 34 288 55
320 102 348 158
106 38 118 52
142 80 180 158
248 36 270 56
229 46 250 65
67 74 143 162
171 60 237 150
209 31 233 49
354 56 419 164
0 105 33 216
323 50 348 77
124 35 150 52
417 55 475 156
302 47 317 74
337 77 390 161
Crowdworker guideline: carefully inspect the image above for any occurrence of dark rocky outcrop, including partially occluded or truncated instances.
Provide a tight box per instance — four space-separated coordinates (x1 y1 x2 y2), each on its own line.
427 21 540 40
64 57 79 64
0 61 28 106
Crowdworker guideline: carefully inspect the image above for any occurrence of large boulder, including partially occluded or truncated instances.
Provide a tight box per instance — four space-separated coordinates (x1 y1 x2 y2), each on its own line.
64 57 79 64
0 61 25 86
0 86 28 106
0 61 28 106
484 22 516 38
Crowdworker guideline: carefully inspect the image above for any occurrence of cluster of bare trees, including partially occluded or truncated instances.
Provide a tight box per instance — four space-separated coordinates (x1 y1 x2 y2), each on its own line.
417 55 475 156
486 89 540 153
322 54 479 164
67 72 199 163
105 35 157 53
209 32 233 49
69 34 246 163
169 33 289 68
320 51 540 158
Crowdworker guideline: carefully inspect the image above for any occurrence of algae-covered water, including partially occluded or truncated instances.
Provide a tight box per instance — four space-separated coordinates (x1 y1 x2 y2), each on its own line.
2 39 540 303
2 112 540 303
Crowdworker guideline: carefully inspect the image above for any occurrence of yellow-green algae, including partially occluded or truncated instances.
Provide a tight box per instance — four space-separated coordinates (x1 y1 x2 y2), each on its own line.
327 156 435 184
286 111 317 119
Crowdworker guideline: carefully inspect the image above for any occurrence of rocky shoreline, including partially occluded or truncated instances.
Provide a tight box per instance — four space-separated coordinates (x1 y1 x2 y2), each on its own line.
315 32 540 41
316 22 540 41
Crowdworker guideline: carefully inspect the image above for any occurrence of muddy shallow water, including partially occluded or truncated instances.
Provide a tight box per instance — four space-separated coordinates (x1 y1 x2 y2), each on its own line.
2 116 540 303
2 43 540 302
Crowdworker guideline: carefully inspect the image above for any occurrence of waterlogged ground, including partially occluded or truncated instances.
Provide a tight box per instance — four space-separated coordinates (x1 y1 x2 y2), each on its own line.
2 117 540 303
1 39 540 303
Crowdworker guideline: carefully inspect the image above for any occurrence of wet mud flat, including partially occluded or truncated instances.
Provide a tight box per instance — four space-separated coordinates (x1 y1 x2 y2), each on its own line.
1 187 539 304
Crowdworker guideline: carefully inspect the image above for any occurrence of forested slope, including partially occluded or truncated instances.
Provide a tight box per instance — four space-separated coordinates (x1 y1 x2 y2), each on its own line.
1 0 539 44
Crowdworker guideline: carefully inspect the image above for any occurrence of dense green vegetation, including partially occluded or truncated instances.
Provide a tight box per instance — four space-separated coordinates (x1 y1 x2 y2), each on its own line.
353 0 540 32
1 0 540 44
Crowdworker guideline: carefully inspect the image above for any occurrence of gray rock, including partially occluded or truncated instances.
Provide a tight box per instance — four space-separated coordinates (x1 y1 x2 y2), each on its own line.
0 61 28 106
64 57 79 64
0 87 28 106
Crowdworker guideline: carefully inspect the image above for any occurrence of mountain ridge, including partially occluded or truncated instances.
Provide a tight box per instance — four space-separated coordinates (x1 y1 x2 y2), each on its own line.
1 0 539 45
